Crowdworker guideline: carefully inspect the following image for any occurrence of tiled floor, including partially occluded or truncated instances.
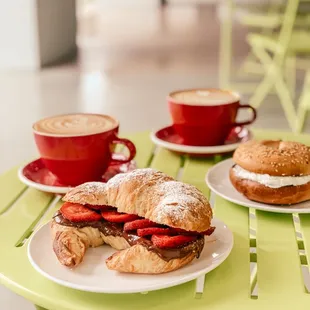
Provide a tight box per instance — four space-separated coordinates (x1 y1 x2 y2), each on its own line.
0 1 308 309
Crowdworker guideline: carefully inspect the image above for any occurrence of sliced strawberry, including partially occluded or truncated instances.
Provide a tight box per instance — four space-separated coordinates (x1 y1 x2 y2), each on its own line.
171 226 215 236
137 227 172 237
203 226 215 236
123 219 159 231
151 234 197 249
60 202 102 222
86 204 115 211
170 228 195 235
101 211 140 223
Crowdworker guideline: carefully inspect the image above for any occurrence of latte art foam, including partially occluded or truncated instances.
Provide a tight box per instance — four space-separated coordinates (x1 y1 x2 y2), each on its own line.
33 114 117 136
170 89 239 106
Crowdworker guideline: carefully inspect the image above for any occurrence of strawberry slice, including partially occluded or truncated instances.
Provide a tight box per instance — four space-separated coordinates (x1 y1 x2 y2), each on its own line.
151 234 197 249
171 226 215 236
86 204 115 211
60 202 102 222
203 226 215 236
101 211 140 223
123 219 159 231
137 227 172 237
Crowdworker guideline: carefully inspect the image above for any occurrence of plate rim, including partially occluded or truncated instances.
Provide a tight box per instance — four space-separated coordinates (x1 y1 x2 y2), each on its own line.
18 157 137 195
205 158 310 214
27 218 233 294
18 163 71 194
150 128 252 154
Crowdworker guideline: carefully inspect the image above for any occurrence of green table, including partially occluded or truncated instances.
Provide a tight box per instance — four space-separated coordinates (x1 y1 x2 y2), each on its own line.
2 129 310 310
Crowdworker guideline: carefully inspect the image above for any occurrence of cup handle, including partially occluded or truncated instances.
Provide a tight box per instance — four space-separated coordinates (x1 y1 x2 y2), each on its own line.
110 137 136 165
232 104 257 126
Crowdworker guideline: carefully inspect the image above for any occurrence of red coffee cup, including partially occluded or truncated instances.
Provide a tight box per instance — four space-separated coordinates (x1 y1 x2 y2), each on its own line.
33 113 136 186
168 88 256 146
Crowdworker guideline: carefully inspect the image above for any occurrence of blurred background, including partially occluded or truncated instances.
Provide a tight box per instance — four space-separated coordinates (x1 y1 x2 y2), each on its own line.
1 0 310 307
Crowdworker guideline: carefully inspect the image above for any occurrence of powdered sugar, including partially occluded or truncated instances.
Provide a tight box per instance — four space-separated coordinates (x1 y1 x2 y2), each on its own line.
155 181 202 222
105 169 206 224
123 168 159 179
106 173 126 188
156 204 187 222
65 168 211 231
159 181 202 203
78 182 106 195
63 181 107 205
107 168 160 188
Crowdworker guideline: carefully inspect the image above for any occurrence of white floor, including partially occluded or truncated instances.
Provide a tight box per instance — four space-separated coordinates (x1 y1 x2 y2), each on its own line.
0 2 308 309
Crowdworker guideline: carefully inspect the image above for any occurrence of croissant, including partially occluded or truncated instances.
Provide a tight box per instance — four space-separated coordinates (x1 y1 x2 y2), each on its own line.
52 168 213 273
51 222 104 267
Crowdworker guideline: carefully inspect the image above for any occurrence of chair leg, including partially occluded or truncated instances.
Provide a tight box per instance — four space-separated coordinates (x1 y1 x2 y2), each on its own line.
248 44 279 108
238 57 265 76
274 74 297 131
219 0 234 88
296 106 308 133
248 44 286 109
285 56 296 100
296 70 310 133
248 69 276 108
249 45 297 131
249 63 296 129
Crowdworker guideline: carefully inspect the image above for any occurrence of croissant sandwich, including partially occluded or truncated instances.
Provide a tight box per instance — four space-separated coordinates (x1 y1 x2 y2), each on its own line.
51 168 214 274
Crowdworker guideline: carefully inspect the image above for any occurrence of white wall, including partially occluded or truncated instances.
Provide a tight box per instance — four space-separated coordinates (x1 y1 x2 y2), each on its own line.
0 0 39 70
37 0 77 67
0 0 77 70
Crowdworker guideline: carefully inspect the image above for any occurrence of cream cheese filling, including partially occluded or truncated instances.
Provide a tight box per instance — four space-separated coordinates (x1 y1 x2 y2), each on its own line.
233 165 310 189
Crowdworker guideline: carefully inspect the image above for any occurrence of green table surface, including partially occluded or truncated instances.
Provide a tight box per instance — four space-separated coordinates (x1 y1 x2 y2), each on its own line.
2 129 310 310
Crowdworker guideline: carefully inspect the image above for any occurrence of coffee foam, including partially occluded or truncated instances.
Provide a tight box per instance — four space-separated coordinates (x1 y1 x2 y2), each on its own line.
33 114 117 136
170 89 239 106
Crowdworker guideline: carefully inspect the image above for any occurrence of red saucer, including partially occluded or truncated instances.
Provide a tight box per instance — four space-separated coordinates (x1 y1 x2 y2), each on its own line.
150 125 252 157
18 154 137 194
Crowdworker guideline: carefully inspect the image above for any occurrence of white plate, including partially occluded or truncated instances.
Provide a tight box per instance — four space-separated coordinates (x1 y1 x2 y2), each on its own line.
206 158 310 214
27 218 233 294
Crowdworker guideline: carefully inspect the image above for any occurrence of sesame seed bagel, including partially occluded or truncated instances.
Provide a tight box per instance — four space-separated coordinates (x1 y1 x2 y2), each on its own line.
233 140 310 176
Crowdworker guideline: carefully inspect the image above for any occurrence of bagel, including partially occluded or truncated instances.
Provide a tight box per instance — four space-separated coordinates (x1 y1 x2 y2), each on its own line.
230 140 310 205
51 168 214 273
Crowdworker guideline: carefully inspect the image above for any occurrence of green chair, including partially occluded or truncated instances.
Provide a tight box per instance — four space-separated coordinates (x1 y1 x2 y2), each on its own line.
246 0 310 131
237 2 283 77
218 0 284 91
296 69 310 132
238 2 310 78
219 0 310 108
242 5 310 133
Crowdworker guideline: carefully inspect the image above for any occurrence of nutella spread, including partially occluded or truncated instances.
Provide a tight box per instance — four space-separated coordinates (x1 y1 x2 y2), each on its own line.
53 211 204 261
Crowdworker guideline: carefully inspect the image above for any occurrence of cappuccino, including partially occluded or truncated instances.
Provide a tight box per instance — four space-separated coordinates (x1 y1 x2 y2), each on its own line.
33 114 118 136
170 89 239 106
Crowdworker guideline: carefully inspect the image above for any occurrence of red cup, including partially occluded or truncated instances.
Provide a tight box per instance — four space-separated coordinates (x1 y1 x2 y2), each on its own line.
168 88 256 146
33 114 136 186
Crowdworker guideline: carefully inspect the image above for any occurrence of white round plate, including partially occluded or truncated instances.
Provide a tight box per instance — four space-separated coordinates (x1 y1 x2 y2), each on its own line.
206 158 310 214
27 218 233 294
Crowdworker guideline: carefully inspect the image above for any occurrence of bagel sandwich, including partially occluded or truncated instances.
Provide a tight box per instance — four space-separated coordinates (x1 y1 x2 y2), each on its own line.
229 140 310 205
